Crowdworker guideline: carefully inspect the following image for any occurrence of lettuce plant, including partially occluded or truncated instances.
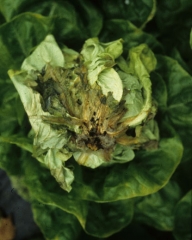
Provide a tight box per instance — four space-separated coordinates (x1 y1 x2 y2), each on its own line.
8 35 160 192
0 0 191 239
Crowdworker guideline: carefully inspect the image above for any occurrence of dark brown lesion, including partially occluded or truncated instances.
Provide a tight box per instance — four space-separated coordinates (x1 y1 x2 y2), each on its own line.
34 60 142 154
36 61 130 151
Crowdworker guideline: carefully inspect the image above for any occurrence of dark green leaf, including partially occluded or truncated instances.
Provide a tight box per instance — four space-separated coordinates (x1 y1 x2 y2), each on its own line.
156 56 192 110
71 137 182 202
0 11 5 24
0 82 19 133
100 20 163 54
0 0 28 21
84 199 134 237
172 159 192 195
0 143 23 176
155 55 192 162
70 0 103 37
134 181 182 231
155 0 192 68
101 0 156 28
173 190 192 240
150 71 167 111
0 13 51 79
22 153 134 238
170 48 192 75
32 201 81 240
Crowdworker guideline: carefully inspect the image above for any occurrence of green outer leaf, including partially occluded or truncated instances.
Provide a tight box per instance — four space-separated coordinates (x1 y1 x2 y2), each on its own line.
155 0 192 29
84 199 134 237
150 71 167 110
140 0 156 29
32 201 81 240
0 0 102 40
0 135 33 153
9 174 30 201
48 2 86 45
0 80 26 176
70 137 183 202
170 48 192 75
101 0 156 28
0 10 87 80
172 158 192 198
156 55 192 110
22 154 134 238
72 0 103 37
0 82 20 134
0 143 23 176
0 0 27 21
190 29 192 49
155 55 192 162
100 19 163 54
134 181 182 231
0 13 51 80
18 139 181 237
173 190 192 240
155 0 192 67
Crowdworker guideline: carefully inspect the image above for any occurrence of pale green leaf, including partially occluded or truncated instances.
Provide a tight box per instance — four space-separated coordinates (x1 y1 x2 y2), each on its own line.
97 68 123 101
21 34 65 71
44 149 74 192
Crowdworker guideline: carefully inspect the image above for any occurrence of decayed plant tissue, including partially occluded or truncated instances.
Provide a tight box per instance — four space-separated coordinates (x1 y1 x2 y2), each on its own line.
9 35 159 191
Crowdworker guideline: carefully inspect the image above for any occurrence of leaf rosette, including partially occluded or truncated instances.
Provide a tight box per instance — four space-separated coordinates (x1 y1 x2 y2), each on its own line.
8 35 159 192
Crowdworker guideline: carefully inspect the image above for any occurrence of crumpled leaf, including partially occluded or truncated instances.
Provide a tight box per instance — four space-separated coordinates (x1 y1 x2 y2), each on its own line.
8 70 68 151
8 35 74 192
118 70 143 118
120 44 156 126
81 38 123 101
8 34 159 191
44 149 73 192
111 144 135 163
73 144 134 169
73 150 106 169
